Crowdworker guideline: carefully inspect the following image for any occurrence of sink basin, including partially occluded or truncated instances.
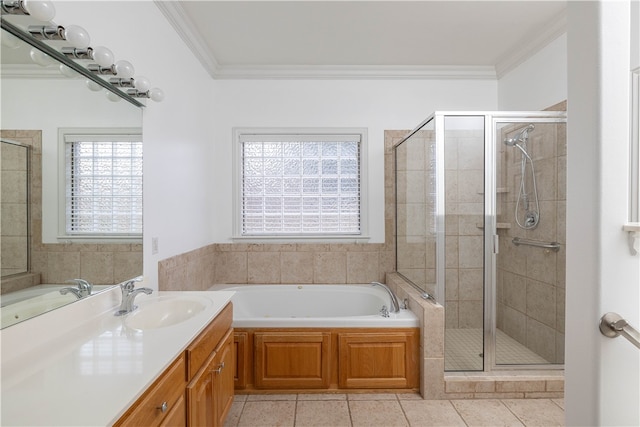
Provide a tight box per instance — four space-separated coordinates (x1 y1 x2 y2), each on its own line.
125 296 209 330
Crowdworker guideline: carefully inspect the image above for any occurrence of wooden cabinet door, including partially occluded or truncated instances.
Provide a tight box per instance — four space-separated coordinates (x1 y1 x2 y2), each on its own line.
254 332 331 389
187 354 216 427
213 330 234 427
338 331 419 389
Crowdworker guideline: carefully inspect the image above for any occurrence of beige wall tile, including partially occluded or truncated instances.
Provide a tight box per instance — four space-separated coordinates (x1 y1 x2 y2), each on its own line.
313 252 346 283
247 252 280 284
346 251 379 284
280 251 314 284
80 252 114 285
46 252 80 283
214 251 247 284
526 280 557 327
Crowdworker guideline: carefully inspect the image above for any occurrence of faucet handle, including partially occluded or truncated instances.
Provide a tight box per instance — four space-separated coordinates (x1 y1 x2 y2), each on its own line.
66 279 93 296
121 276 143 292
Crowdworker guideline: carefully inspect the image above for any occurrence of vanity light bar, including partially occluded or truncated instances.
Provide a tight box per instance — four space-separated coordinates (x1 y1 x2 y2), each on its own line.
1 0 164 103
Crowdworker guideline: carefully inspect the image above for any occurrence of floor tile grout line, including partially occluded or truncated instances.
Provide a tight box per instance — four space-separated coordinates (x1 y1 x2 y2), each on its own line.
448 399 471 427
499 399 527 427
394 393 411 427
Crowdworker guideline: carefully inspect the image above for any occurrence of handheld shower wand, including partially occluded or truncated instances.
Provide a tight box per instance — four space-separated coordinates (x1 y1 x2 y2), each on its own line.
503 124 540 229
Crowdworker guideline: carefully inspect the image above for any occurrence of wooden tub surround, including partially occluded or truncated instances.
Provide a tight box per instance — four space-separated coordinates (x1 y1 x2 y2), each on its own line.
233 327 420 393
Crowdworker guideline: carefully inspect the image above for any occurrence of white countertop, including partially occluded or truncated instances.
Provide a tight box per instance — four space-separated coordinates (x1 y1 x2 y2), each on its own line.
1 288 234 426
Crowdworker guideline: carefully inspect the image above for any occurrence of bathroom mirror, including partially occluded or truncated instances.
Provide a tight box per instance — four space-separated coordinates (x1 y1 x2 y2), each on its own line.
0 17 143 328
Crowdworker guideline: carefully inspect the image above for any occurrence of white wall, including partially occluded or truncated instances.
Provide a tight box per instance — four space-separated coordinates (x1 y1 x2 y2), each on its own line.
210 78 498 242
565 2 640 425
52 1 217 288
497 34 567 110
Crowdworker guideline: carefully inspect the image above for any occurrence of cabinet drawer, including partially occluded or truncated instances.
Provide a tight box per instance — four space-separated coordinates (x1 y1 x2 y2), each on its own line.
115 355 186 427
186 303 233 380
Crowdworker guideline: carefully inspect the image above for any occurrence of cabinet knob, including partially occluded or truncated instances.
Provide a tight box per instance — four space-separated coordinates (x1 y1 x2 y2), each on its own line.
157 401 168 413
213 361 225 373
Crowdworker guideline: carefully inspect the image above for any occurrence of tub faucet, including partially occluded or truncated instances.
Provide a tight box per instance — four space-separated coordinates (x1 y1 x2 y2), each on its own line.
370 282 400 313
115 277 153 316
60 278 93 299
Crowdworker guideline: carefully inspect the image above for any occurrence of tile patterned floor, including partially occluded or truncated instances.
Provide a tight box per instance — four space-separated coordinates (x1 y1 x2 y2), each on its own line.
225 393 565 427
445 329 549 371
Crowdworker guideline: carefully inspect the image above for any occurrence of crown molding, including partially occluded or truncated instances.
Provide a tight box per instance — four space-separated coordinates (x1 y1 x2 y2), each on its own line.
154 0 220 79
154 1 496 81
212 64 497 80
495 9 567 79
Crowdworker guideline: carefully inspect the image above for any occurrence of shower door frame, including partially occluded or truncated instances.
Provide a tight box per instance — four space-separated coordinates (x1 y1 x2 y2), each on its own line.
434 111 567 372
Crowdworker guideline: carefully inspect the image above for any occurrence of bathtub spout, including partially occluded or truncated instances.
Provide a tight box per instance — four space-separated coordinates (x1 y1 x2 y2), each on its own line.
370 282 400 313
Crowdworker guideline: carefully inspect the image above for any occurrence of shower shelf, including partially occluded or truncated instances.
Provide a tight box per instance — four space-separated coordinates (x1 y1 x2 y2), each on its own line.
476 223 511 229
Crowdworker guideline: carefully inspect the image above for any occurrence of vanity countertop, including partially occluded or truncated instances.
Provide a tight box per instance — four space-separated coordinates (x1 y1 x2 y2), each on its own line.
0 288 234 426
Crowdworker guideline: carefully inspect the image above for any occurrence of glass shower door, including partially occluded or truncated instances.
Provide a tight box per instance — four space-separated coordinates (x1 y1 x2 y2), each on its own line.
494 119 566 366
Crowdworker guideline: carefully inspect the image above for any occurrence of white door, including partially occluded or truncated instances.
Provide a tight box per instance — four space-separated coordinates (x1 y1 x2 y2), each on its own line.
566 2 640 426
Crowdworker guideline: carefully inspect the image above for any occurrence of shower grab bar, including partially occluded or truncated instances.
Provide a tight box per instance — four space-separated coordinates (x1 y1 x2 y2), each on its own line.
599 312 640 350
511 237 560 252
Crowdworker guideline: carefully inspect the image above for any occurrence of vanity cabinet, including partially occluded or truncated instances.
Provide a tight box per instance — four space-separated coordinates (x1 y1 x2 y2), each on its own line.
115 303 234 427
186 303 234 427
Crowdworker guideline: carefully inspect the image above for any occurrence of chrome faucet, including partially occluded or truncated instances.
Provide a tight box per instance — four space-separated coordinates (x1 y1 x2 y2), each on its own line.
371 281 400 313
115 277 153 316
59 278 93 299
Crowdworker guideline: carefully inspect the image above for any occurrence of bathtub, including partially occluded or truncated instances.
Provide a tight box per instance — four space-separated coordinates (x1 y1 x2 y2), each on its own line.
210 284 419 328
1 284 111 328
210 283 420 392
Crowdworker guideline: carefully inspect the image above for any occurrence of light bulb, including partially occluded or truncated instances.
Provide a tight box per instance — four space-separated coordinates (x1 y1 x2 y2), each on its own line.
106 91 122 102
85 79 102 92
59 64 77 78
133 76 150 92
114 60 134 79
23 0 56 22
149 88 165 102
1 31 21 49
29 47 53 66
63 25 90 49
91 46 114 68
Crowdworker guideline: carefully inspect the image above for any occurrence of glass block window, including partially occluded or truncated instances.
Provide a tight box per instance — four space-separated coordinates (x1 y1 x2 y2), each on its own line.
238 132 363 236
63 133 142 236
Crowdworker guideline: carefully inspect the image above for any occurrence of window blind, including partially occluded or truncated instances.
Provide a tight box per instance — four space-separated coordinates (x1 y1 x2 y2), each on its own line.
240 134 361 235
64 135 142 235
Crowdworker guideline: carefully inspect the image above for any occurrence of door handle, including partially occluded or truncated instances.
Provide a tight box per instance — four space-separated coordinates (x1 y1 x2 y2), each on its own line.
599 312 640 350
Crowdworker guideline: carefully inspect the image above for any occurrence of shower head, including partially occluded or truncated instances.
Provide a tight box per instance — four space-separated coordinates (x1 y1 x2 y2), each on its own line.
504 124 535 147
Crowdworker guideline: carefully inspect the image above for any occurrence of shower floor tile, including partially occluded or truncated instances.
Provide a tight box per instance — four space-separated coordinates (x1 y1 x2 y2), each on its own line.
445 328 549 371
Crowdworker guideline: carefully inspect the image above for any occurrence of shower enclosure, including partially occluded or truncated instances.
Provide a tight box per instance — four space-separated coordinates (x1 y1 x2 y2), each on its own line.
394 111 566 371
